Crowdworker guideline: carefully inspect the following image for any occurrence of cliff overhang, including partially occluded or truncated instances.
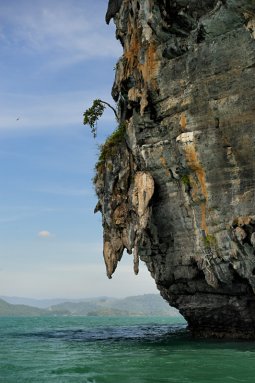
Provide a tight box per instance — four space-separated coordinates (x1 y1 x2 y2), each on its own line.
95 0 255 339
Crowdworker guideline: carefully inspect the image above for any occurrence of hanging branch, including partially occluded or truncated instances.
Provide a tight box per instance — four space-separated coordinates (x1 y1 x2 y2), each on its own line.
98 100 118 121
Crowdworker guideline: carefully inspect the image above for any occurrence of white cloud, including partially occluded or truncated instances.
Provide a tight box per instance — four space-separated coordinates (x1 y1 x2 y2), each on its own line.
0 1 121 134
32 186 92 197
0 216 21 224
38 230 52 238
0 1 121 64
0 206 63 226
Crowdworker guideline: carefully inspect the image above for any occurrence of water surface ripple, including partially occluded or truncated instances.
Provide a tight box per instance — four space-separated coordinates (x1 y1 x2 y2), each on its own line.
1 316 255 383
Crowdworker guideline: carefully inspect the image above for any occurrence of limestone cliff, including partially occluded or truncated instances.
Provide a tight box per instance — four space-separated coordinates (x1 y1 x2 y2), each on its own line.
94 0 255 338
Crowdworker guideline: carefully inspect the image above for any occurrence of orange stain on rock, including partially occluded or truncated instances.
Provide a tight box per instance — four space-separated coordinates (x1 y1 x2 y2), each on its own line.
184 143 208 234
124 22 140 76
160 156 171 177
139 42 159 87
123 14 160 114
185 144 208 200
180 113 187 130
201 203 207 234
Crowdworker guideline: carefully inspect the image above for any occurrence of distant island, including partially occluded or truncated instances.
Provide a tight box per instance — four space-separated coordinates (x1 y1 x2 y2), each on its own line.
0 294 180 317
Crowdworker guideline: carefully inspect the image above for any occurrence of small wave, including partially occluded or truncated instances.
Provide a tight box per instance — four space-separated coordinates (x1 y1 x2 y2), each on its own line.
19 323 187 343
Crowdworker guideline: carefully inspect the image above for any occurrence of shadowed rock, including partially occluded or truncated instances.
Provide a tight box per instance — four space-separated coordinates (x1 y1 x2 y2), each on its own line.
105 0 123 24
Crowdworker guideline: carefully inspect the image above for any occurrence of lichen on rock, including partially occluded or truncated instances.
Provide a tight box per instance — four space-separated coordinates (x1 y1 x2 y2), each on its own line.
95 0 255 338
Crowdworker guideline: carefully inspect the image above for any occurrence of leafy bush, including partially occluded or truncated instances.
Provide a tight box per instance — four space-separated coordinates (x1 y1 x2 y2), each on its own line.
96 122 126 170
83 99 118 138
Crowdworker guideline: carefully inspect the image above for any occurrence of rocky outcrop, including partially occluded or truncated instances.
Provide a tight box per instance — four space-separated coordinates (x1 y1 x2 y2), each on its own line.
95 0 255 338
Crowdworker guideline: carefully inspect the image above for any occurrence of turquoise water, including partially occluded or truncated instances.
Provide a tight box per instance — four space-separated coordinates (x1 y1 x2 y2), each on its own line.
1 316 255 383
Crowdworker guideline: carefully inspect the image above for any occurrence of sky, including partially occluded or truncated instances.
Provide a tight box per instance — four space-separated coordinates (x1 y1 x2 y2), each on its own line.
0 0 158 299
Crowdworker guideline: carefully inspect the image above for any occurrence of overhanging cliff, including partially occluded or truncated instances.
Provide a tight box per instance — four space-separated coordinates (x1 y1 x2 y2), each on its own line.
94 0 255 338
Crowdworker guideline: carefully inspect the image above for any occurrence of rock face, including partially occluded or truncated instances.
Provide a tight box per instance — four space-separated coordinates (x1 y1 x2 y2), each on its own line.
95 0 255 338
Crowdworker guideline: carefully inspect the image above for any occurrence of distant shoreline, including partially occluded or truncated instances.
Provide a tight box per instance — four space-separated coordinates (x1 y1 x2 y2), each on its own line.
0 294 182 318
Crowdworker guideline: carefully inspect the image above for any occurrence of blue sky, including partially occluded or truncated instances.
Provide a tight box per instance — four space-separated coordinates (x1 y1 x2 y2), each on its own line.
0 0 157 299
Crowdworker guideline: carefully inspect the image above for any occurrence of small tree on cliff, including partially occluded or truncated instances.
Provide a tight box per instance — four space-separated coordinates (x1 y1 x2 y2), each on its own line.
83 99 118 138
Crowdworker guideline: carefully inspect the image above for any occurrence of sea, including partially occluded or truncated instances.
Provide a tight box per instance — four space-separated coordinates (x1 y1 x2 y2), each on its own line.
1 316 255 383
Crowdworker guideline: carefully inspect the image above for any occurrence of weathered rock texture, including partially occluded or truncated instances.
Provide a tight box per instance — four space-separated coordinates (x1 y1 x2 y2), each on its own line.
95 0 255 338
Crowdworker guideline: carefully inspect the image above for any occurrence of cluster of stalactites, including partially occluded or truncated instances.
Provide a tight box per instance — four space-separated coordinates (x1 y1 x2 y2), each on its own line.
102 171 154 279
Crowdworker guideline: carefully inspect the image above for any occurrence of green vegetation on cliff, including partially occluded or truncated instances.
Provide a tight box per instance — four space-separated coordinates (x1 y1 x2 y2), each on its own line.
96 122 126 170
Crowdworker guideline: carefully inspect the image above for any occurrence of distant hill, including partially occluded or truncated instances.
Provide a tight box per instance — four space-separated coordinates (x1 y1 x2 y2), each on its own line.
0 294 181 317
49 294 180 317
0 298 68 317
0 296 83 309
